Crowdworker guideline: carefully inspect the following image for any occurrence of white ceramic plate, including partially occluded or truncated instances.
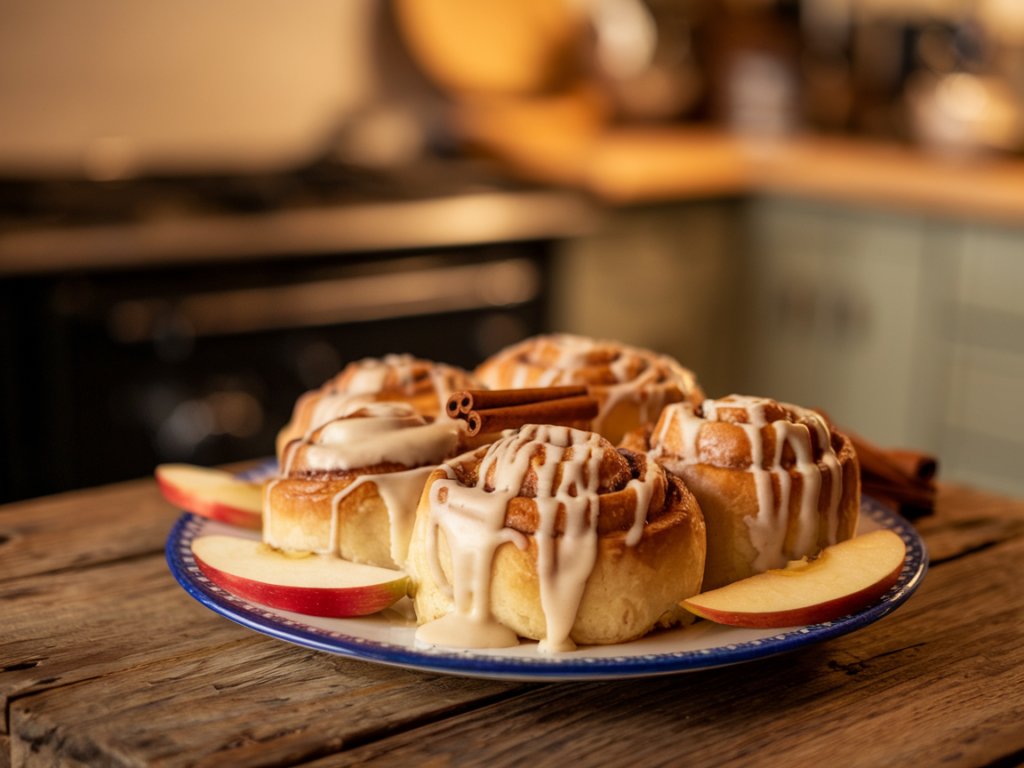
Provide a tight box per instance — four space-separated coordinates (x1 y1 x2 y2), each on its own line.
166 494 927 681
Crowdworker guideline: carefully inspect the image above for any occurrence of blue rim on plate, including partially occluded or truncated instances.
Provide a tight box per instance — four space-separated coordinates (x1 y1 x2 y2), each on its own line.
166 496 927 681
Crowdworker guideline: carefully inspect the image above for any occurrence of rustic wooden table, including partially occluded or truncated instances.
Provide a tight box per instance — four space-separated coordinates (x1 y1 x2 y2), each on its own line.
2 478 1023 768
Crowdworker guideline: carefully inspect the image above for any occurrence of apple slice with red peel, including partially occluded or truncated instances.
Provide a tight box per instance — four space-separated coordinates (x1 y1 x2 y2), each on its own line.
156 464 263 529
682 529 907 628
191 535 410 618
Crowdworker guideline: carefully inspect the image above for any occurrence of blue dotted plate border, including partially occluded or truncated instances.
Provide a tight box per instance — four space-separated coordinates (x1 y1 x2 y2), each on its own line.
166 495 927 681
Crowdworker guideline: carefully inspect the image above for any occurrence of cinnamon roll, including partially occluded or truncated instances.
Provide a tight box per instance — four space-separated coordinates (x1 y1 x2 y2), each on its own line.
408 424 706 651
265 400 466 570
276 354 481 459
637 395 859 592
474 334 704 445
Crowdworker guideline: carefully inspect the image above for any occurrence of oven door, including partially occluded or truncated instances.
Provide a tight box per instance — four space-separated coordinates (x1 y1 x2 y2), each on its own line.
0 242 550 503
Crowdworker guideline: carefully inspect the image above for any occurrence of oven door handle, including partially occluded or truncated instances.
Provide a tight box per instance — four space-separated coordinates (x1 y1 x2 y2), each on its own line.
108 257 540 341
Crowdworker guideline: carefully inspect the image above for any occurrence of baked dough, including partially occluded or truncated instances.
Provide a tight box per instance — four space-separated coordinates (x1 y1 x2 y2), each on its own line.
265 401 462 569
408 424 706 651
637 395 860 591
475 334 704 444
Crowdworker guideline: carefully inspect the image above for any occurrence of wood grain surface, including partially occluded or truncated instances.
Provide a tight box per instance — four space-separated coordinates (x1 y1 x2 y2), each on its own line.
310 536 1024 768
0 479 180 582
9 638 530 768
1 478 1022 768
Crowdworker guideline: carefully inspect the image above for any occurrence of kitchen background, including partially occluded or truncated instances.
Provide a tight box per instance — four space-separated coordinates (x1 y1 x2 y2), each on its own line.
2 0 1023 503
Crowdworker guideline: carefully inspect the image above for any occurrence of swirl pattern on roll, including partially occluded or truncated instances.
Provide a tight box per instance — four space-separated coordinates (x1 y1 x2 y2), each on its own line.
409 424 706 651
475 335 705 444
644 395 859 591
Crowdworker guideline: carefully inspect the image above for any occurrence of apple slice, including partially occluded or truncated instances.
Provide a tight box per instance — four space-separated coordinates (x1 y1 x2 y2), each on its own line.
156 464 263 529
191 535 410 617
682 529 907 628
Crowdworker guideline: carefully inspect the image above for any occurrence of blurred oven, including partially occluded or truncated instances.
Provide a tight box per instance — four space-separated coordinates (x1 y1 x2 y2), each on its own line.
0 241 555 503
0 1 601 503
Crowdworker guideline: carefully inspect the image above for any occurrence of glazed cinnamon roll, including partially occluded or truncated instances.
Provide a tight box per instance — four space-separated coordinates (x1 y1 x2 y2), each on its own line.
636 395 859 592
474 334 704 445
276 354 481 459
408 424 706 651
265 400 466 570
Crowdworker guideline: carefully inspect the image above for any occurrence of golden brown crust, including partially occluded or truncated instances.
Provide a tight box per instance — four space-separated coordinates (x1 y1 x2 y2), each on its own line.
486 475 705 645
264 475 398 568
667 407 830 471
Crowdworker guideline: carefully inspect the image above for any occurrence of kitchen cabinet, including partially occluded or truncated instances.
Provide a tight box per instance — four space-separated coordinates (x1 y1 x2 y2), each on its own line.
942 225 1024 496
554 191 1024 497
0 183 595 504
742 196 1024 497
742 197 937 444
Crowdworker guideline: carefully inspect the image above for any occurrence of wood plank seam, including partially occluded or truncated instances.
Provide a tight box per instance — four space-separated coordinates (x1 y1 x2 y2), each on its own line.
5 672 110 737
6 642 541 768
0 549 167 587
824 642 930 677
331 685 549 755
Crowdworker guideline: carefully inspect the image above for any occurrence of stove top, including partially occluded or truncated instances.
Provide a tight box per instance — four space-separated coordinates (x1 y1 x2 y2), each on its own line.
0 157 529 233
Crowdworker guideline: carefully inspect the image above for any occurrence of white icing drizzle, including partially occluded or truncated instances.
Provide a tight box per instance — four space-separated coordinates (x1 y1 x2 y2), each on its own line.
343 358 393 396
625 469 656 547
416 464 526 649
328 465 436 567
416 425 658 652
303 408 458 472
510 365 532 389
652 396 843 571
305 354 468 439
600 364 664 436
308 357 404 432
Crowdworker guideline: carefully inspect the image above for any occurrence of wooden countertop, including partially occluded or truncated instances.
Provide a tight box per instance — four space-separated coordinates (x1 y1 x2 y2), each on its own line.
478 123 1024 226
3 477 1023 767
744 136 1024 225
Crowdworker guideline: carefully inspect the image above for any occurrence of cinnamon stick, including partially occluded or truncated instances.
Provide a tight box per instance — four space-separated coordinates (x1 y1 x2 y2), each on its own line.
886 448 938 482
465 395 599 436
847 431 938 515
446 386 588 418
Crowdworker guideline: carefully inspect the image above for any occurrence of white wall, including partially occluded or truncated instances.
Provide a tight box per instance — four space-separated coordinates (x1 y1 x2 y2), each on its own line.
0 0 378 177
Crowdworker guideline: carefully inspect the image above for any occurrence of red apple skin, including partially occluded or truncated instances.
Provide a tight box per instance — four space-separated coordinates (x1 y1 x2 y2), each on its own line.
683 529 907 628
683 561 903 629
156 473 262 530
193 552 409 618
